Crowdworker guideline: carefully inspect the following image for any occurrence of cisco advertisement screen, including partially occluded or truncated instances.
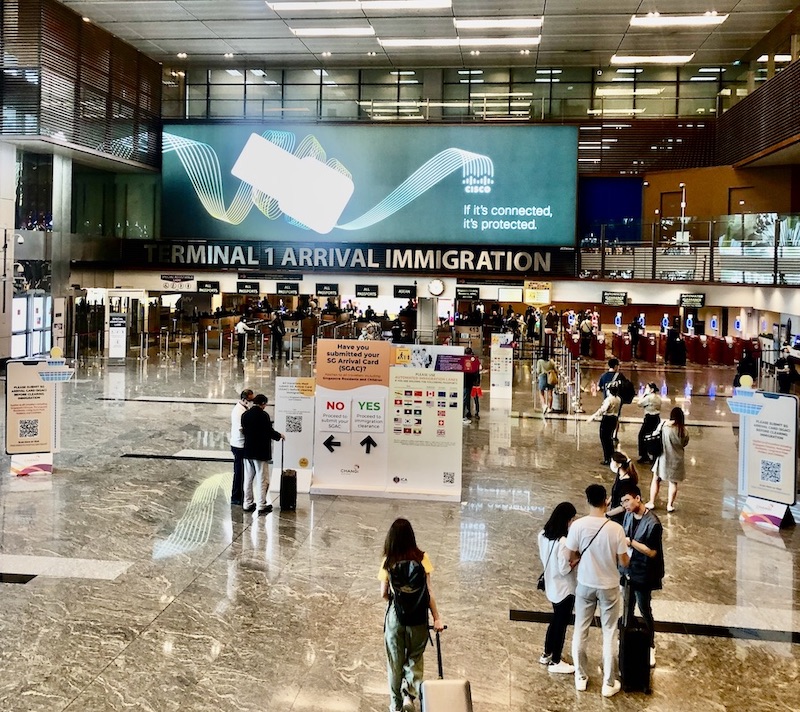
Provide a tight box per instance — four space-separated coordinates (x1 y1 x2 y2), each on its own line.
162 124 578 247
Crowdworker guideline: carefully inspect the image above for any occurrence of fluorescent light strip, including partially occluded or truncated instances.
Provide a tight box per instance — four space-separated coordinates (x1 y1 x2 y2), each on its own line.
390 71 416 75
535 78 559 83
536 69 562 74
757 54 792 62
268 1 451 10
689 76 717 81
698 67 725 73
596 87 664 97
616 68 642 74
460 79 484 83
471 91 532 98
587 108 646 115
611 77 635 82
313 69 329 76
291 27 375 36
453 18 542 30
225 69 242 76
611 54 694 65
458 70 483 75
379 36 540 48
629 12 728 28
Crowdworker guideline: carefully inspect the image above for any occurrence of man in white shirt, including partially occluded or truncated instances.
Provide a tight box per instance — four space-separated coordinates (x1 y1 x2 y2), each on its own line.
229 389 254 505
235 317 255 360
565 484 630 698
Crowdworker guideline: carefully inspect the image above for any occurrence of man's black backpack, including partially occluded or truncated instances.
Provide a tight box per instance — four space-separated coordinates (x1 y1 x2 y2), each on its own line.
388 559 430 626
616 374 636 404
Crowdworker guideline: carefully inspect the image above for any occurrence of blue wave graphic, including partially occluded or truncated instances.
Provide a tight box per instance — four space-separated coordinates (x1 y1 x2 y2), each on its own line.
163 132 494 234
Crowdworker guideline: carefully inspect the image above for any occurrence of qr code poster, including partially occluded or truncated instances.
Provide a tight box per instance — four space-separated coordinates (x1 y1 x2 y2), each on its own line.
5 361 56 455
741 391 798 506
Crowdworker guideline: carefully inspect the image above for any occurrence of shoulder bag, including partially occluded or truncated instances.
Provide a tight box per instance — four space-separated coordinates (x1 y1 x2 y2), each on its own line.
537 540 556 591
643 421 665 459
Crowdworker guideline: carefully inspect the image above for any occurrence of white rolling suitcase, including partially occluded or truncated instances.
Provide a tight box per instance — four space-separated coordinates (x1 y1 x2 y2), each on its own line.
420 629 473 712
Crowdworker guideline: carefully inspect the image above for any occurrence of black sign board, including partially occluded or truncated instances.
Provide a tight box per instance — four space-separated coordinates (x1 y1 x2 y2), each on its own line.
602 291 628 307
239 272 297 281
160 274 194 283
316 283 339 296
356 284 379 298
680 293 705 308
393 285 417 299
276 282 300 296
456 287 481 301
237 281 260 295
197 280 220 294
109 315 127 328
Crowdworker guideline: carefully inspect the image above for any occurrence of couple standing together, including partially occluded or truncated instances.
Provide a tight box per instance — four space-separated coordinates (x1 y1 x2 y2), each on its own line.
538 483 664 697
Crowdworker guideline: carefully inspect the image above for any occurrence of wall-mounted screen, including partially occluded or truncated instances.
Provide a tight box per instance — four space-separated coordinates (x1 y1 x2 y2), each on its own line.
162 124 578 247
498 287 524 303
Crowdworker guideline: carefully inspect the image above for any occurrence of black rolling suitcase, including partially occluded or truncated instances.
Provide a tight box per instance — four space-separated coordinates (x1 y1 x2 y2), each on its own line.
421 628 473 712
278 441 297 510
619 580 652 694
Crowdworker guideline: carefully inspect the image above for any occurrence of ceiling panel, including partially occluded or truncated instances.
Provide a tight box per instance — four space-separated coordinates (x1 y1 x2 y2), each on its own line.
60 0 799 69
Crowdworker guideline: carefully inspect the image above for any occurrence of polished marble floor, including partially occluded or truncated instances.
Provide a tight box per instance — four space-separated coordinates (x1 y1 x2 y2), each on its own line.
0 348 798 711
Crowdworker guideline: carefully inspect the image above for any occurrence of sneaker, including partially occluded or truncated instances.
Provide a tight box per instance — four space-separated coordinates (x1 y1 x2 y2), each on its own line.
650 647 656 668
258 504 273 516
601 680 621 698
401 694 415 712
242 504 256 512
644 501 655 510
548 661 575 674
462 417 472 424
474 413 480 420
666 505 676 513
538 653 552 665
574 675 588 692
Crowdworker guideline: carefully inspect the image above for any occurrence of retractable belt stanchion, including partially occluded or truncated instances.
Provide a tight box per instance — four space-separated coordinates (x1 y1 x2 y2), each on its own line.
573 360 585 414
228 330 234 359
97 330 102 360
203 330 209 359
218 329 224 361
73 332 79 364
139 332 145 361
259 332 265 364
192 331 198 361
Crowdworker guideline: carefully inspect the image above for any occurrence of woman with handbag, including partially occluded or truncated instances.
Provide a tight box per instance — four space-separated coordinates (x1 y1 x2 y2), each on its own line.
536 356 558 415
636 382 663 464
537 502 578 674
646 407 690 513
606 451 639 524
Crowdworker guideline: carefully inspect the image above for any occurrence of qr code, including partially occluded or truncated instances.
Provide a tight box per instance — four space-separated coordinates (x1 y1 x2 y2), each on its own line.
760 459 782 484
285 415 302 433
19 419 39 439
442 471 455 485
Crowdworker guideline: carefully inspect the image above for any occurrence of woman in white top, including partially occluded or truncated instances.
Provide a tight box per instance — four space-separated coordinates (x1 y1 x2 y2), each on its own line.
537 501 578 674
636 382 663 464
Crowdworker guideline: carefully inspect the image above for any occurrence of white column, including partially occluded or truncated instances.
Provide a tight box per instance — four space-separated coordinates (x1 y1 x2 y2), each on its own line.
0 141 18 359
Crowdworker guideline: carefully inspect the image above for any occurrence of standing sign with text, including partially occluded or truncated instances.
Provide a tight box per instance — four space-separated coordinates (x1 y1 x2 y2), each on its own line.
312 339 391 495
386 368 462 501
108 314 127 360
270 377 316 495
727 389 798 530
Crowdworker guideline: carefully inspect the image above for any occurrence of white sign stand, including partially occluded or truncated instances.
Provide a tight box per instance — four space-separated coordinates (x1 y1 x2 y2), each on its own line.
270 377 316 495
727 388 798 531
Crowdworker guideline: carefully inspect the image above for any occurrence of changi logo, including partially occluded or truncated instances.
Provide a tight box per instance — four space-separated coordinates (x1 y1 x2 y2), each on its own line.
341 465 360 475
163 131 494 235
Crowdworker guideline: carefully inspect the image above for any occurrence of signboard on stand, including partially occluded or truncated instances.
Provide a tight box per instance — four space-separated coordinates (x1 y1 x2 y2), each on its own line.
386 368 462 501
108 314 127 360
727 389 797 531
270 377 316 495
490 332 514 402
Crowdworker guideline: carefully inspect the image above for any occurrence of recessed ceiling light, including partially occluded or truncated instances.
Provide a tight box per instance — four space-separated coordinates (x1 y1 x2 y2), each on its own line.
379 36 540 48
470 50 480 56
313 69 329 76
224 53 234 58
250 69 267 76
453 18 543 30
757 54 792 62
177 52 187 59
292 27 375 37
520 50 529 55
596 87 664 96
267 1 452 10
611 77 635 82
367 51 377 56
321 51 332 57
82 16 91 23
611 54 694 65
698 67 725 73
616 68 642 74
225 69 243 76
458 70 483 75
587 108 646 114
689 76 718 81
629 12 728 28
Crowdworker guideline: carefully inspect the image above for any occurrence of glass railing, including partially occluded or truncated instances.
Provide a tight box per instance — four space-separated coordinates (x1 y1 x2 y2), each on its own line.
579 213 800 285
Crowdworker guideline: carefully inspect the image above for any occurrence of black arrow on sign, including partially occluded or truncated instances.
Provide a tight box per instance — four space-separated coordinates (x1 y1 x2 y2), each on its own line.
360 435 377 454
324 434 341 453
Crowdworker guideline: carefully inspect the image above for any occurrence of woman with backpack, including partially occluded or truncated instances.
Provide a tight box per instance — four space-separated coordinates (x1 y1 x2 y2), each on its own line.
380 518 445 712
537 502 578 674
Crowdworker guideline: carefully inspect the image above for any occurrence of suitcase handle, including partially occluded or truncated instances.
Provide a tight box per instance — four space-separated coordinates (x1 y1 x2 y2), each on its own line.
428 625 448 679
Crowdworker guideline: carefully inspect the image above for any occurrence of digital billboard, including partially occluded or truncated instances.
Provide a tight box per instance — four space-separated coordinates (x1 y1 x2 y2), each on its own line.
162 123 578 247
